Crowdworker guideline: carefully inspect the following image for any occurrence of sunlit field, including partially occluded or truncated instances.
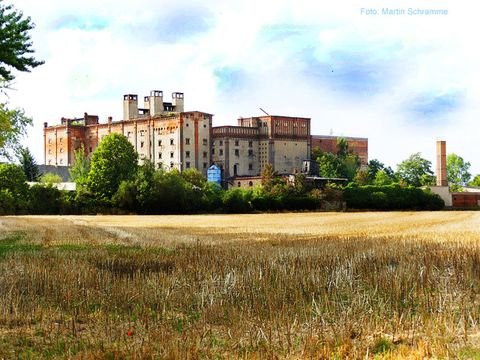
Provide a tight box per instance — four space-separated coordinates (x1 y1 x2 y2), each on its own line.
1 212 480 358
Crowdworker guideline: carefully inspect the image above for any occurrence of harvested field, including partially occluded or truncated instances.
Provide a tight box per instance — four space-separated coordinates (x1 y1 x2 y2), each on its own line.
1 212 480 358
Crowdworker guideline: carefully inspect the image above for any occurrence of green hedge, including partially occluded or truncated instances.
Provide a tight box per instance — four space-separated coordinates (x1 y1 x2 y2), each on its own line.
344 184 444 210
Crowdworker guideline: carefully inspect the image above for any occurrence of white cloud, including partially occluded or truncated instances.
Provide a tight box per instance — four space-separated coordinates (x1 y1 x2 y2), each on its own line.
6 0 480 175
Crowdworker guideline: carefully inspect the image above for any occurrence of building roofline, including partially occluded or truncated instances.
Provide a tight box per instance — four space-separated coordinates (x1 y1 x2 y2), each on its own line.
311 134 368 141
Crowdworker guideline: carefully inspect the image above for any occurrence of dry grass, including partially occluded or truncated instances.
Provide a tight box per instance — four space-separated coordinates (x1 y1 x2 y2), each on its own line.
1 212 480 358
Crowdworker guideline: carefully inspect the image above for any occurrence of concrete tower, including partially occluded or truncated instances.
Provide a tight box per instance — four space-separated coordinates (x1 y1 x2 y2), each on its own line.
123 94 138 120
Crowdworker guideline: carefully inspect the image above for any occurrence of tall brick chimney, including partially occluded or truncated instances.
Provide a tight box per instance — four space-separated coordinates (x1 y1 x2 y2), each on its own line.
436 140 447 186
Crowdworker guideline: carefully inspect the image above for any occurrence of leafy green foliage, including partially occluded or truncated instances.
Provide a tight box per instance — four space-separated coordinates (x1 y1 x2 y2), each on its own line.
312 138 360 182
69 146 90 186
344 184 444 210
87 133 138 199
469 175 480 187
447 153 471 188
39 172 62 184
0 2 44 83
16 146 39 181
0 104 32 159
28 184 63 214
396 153 435 187
0 163 28 213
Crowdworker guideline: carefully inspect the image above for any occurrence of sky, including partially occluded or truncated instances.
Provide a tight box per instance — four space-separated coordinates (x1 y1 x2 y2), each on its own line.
5 0 480 174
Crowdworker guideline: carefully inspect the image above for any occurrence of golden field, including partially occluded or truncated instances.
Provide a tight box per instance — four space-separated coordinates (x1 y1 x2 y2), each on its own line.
1 212 480 358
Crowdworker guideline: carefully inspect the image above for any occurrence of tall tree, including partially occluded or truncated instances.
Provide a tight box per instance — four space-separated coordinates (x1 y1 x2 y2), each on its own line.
0 2 43 158
396 153 435 187
87 133 138 199
0 1 44 84
69 146 90 186
446 153 471 188
17 146 39 181
0 104 32 159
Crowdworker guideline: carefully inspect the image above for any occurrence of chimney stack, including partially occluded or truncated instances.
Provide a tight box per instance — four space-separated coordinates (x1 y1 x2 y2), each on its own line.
123 94 138 120
436 140 447 187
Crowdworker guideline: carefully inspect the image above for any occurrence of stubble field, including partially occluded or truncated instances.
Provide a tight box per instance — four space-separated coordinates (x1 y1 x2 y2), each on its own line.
1 212 480 359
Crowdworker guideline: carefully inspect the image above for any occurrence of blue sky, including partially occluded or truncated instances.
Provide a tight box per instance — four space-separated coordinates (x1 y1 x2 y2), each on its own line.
6 0 480 174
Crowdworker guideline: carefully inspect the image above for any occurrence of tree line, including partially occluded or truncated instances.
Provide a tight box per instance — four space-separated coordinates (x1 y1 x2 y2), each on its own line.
1 133 449 215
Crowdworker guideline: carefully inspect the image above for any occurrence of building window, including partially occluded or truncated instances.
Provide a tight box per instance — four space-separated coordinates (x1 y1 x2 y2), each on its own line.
203 163 207 169
59 148 63 153
89 147 92 153
186 151 190 158
235 149 239 156
203 138 208 146
170 139 174 145
203 124 207 128
59 138 63 143
220 149 224 156
170 162 174 168
186 162 190 168
219 140 223 146
48 149 52 154
159 153 162 159
212 148 215 155
185 138 190 145
248 163 253 171
186 123 189 127
248 149 253 157
140 141 144 148
158 140 162 146
237 182 241 187
249 181 253 187
234 140 239 146
203 151 207 158
48 139 52 144
248 141 253 147
170 152 174 158
59 159 63 164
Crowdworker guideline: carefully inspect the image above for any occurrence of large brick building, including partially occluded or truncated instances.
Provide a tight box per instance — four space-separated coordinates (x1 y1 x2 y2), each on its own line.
43 90 368 181
44 91 212 174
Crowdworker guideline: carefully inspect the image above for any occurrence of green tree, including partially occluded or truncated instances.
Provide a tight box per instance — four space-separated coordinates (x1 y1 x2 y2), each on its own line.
0 162 28 197
181 168 206 188
469 175 480 187
0 105 32 159
0 163 29 213
396 153 434 187
374 170 394 186
367 159 395 184
261 163 277 192
0 1 44 84
87 133 138 199
69 146 90 187
317 152 343 178
446 153 471 188
17 146 39 181
39 172 62 184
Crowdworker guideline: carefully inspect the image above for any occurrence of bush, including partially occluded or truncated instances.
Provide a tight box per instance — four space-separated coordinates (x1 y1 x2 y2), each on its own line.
344 184 444 210
28 184 63 214
222 188 252 213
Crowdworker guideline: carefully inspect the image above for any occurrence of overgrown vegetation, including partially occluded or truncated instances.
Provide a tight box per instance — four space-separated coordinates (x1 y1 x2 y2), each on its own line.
0 213 479 358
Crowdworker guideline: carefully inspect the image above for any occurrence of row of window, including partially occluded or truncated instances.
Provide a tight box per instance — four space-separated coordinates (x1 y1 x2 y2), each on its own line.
212 149 254 157
158 151 209 159
162 162 208 169
213 140 254 147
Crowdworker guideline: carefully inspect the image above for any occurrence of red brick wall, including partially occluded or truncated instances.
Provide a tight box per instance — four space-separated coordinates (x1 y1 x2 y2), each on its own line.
452 193 480 208
311 136 368 165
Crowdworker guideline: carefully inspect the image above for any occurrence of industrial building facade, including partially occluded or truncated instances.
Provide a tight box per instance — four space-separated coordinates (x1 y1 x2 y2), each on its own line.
43 90 368 180
44 91 212 175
